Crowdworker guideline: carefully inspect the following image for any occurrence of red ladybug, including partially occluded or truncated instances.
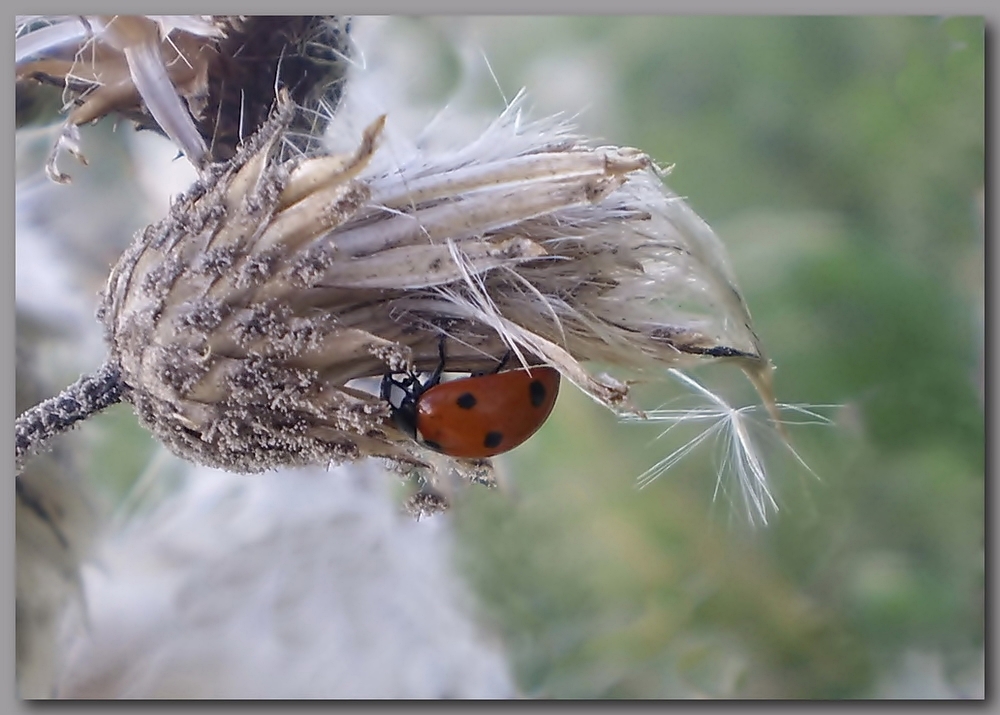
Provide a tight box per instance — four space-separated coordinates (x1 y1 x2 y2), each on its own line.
381 350 561 459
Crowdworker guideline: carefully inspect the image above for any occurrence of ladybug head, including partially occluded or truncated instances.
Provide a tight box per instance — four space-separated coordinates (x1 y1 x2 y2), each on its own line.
380 371 424 441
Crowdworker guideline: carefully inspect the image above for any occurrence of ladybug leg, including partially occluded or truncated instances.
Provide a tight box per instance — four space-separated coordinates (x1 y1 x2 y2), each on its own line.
492 350 513 374
471 347 512 377
381 369 422 407
424 334 447 389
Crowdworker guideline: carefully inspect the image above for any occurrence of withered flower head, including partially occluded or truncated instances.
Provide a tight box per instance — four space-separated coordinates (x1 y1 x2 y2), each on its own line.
96 90 779 485
15 15 352 179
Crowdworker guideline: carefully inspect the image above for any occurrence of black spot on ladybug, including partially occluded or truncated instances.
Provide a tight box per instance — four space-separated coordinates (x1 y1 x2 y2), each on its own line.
483 431 503 449
423 438 443 451
529 380 547 408
456 392 477 410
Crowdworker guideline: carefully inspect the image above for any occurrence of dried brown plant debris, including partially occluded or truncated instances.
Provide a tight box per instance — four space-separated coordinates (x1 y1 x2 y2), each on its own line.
15 15 352 179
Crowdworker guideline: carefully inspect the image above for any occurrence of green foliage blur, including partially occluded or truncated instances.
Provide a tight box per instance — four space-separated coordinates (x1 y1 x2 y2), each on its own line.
444 16 984 699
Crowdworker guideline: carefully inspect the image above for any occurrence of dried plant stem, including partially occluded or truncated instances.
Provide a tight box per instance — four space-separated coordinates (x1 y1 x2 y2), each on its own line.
15 362 124 476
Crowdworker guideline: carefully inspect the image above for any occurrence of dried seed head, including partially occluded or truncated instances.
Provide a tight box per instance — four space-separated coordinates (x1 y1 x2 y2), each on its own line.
201 16 353 160
100 99 400 473
99 90 779 483
15 15 353 179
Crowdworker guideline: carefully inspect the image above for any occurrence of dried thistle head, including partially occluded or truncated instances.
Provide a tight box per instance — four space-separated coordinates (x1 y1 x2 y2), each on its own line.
15 15 352 179
97 89 779 488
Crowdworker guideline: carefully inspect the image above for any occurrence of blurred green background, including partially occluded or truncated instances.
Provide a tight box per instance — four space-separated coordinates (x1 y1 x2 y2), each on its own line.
428 16 984 699
22 15 983 700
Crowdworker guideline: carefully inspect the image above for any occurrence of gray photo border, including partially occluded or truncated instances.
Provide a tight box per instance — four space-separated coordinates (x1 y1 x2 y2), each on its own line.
7 1 993 711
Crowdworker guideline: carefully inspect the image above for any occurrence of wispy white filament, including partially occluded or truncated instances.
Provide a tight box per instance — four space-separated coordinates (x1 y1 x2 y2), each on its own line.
626 368 834 525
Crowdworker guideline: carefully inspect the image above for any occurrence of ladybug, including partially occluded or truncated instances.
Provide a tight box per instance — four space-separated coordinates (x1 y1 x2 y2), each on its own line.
381 346 561 459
